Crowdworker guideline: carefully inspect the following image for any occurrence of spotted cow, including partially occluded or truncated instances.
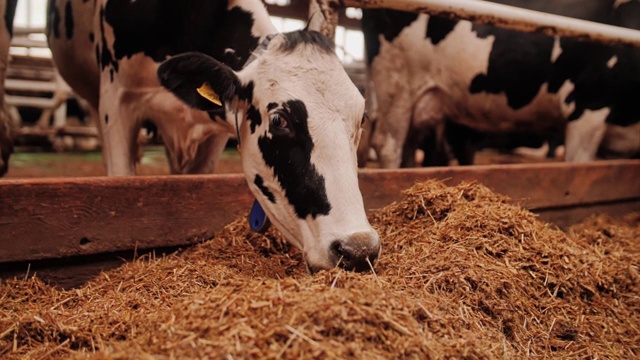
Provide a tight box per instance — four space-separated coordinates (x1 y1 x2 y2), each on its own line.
45 0 379 272
362 0 640 168
0 0 17 177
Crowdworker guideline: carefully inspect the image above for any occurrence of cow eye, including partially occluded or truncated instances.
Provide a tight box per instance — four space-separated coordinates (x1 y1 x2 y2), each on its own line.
270 113 288 130
361 113 369 127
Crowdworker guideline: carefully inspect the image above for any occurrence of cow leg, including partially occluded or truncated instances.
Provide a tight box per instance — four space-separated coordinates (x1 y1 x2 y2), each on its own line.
410 88 451 167
357 114 375 168
162 132 227 174
401 125 424 167
371 106 411 169
182 132 229 174
145 91 228 174
357 76 378 168
97 91 139 176
446 122 480 166
417 124 450 167
564 108 609 162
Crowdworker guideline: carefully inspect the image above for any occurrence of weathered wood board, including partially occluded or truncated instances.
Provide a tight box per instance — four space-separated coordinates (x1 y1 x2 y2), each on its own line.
1 175 253 263
1 160 639 265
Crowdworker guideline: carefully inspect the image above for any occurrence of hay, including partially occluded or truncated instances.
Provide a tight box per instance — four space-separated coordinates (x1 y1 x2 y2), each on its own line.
1 180 638 359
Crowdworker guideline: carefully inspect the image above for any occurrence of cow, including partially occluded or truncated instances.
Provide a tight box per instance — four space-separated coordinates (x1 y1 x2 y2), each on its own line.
0 0 17 177
361 0 640 168
41 0 380 273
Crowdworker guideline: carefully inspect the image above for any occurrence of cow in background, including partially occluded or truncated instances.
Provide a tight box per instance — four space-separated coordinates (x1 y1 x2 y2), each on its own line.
0 0 17 177
361 0 640 168
43 0 379 272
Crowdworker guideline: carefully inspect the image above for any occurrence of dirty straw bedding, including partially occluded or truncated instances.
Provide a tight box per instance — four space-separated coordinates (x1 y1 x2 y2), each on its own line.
1 180 638 359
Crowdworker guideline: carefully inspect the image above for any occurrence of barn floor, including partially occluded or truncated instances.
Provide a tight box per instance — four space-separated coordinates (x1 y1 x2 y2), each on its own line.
4 146 555 179
4 146 243 178
1 180 638 359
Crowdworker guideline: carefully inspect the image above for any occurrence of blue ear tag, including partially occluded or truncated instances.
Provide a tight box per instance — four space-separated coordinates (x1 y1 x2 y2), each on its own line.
249 199 271 233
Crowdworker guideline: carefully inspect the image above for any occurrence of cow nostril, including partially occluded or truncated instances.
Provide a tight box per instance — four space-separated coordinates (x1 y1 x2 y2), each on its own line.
330 240 351 264
330 239 379 273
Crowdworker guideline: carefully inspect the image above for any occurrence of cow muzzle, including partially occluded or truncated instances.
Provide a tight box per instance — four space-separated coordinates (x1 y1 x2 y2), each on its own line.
308 231 381 274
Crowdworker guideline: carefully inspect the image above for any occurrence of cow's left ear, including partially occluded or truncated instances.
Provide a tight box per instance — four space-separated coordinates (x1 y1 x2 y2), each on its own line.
158 52 240 111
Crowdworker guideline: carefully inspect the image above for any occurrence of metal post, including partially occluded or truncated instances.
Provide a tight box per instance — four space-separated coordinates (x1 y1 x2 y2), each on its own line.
308 0 341 40
342 0 640 48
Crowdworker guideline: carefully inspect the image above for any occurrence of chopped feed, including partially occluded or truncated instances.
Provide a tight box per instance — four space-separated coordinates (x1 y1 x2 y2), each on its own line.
1 180 638 359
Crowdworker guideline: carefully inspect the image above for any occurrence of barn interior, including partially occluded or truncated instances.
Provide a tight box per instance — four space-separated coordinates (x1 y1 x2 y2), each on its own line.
0 0 638 358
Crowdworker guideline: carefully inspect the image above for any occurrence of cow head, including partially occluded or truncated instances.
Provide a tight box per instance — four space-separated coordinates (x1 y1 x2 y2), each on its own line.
158 31 380 273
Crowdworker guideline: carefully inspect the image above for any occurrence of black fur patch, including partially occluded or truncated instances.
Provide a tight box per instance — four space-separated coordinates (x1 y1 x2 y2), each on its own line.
362 9 418 66
258 100 331 219
207 108 226 122
549 39 640 126
237 81 254 104
468 0 640 123
247 105 261 134
64 1 74 40
97 6 118 74
102 1 259 71
278 31 335 55
47 0 61 39
4 0 17 37
426 16 458 45
254 174 275 203
468 25 554 110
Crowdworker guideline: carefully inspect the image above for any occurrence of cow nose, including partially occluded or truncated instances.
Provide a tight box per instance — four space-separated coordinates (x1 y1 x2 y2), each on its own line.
330 232 380 272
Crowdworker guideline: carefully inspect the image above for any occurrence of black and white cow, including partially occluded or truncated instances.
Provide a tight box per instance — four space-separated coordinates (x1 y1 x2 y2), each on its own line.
0 0 17 177
43 0 379 272
361 0 640 168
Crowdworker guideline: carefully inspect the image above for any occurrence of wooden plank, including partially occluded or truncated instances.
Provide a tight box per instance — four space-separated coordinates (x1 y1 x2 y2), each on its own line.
358 160 640 211
1 160 638 263
0 175 254 263
536 200 640 230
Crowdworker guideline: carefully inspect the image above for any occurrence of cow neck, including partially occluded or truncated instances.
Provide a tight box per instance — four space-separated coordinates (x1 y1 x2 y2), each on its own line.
235 33 277 153
238 34 277 234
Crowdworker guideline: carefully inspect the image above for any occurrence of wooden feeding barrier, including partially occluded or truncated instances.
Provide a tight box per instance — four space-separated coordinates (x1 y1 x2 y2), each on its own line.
1 160 638 264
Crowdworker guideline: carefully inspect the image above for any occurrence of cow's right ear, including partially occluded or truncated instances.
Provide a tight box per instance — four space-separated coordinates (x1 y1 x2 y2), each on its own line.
157 52 241 111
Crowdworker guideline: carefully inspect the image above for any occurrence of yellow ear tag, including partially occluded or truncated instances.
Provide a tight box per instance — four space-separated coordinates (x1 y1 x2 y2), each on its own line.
196 82 222 106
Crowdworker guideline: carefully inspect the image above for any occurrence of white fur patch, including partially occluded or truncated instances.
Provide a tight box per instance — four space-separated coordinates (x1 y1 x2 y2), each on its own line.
565 108 610 162
230 0 277 38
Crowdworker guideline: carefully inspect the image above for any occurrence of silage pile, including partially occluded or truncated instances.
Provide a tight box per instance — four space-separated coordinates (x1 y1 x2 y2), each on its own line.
1 180 639 359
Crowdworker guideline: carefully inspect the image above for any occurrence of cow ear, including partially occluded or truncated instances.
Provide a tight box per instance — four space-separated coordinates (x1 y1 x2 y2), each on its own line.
157 52 240 111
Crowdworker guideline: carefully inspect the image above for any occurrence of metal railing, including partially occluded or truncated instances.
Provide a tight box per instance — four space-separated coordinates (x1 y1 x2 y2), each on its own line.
342 0 640 48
